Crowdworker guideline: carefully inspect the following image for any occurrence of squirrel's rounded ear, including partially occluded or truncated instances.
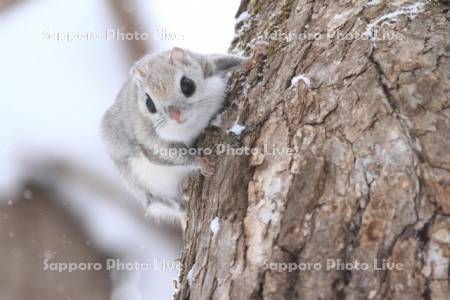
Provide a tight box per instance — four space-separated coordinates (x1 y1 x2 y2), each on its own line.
170 47 190 65
130 65 145 82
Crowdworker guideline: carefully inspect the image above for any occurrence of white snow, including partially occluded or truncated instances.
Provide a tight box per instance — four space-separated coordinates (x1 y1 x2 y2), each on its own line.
209 217 220 235
290 74 311 88
363 2 427 45
187 268 194 286
236 11 250 23
332 10 354 22
227 124 246 135
367 0 381 6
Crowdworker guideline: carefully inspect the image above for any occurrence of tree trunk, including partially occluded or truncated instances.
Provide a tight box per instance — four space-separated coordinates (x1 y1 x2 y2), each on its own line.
176 1 450 299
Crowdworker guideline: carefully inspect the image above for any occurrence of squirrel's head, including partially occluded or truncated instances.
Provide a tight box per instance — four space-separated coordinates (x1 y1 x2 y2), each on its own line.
130 47 225 142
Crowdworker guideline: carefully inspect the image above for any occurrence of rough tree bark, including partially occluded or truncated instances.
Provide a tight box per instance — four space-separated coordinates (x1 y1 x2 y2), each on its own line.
176 1 450 299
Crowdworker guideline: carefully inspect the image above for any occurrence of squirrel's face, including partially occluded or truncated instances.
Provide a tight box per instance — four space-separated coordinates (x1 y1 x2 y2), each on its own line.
130 47 225 141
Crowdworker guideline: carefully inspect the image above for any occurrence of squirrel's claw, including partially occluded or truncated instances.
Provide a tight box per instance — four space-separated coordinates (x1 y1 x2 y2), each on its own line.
253 41 269 57
243 41 270 71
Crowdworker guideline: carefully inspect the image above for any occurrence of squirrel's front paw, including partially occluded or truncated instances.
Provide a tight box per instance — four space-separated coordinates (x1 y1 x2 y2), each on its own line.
197 157 215 177
243 41 270 71
253 41 269 57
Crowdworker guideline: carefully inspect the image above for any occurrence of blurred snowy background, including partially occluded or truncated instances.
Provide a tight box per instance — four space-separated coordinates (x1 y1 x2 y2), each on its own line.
0 0 239 299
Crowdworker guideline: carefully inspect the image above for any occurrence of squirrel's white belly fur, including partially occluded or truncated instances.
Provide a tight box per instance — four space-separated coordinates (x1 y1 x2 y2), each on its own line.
129 154 190 200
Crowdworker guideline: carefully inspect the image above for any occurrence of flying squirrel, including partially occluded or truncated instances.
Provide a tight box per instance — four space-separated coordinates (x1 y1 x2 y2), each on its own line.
101 42 268 229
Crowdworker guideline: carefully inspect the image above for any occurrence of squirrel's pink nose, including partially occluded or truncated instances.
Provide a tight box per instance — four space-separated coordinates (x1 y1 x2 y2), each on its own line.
168 106 183 123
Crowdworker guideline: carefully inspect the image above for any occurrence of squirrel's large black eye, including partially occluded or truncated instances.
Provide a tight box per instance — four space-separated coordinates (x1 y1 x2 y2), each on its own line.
180 76 195 97
145 93 157 113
